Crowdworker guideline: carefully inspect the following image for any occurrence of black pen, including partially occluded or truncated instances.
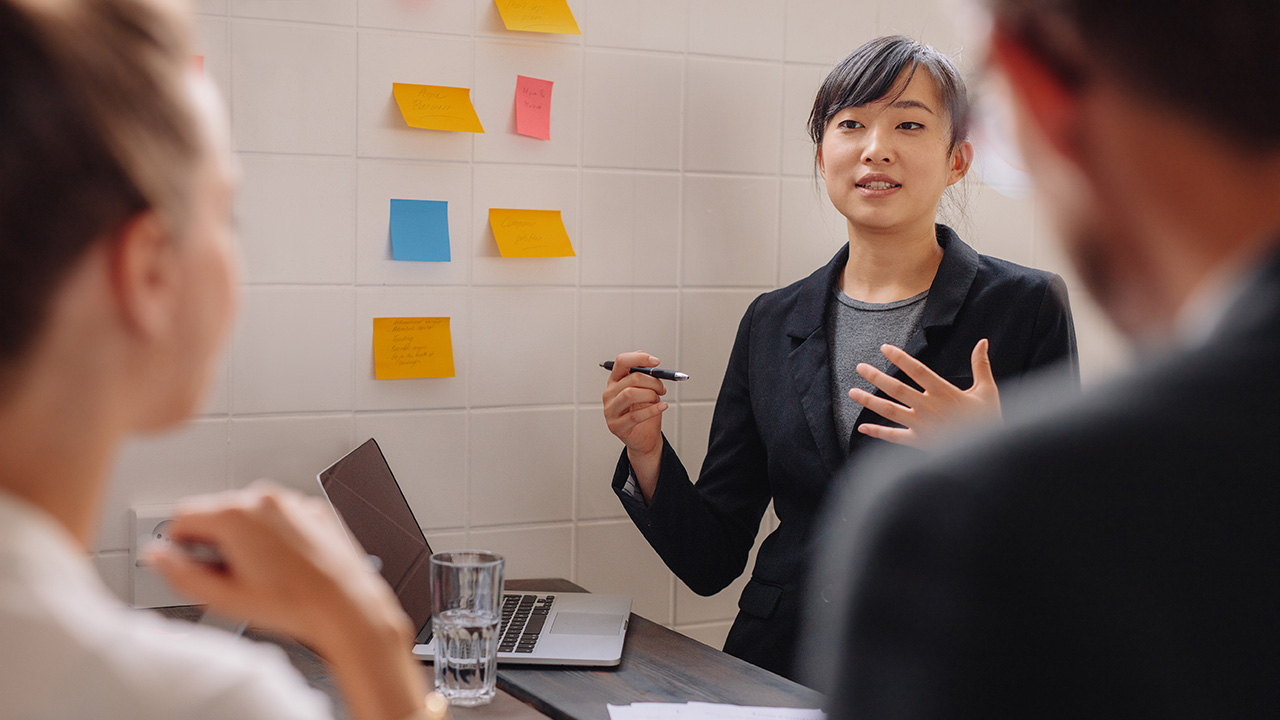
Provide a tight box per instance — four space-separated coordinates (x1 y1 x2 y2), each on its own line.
600 361 690 382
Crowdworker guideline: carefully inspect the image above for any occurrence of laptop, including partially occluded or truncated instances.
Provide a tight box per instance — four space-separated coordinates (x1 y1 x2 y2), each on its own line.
316 438 631 667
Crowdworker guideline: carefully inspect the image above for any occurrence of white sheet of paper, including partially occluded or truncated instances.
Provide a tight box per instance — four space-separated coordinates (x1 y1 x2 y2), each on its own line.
607 702 825 720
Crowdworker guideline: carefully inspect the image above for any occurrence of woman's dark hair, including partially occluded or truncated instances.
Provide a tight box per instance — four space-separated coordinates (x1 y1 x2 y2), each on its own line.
808 36 970 157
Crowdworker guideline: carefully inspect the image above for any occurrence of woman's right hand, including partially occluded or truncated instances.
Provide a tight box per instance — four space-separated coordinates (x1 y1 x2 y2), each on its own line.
602 351 670 500
149 484 428 720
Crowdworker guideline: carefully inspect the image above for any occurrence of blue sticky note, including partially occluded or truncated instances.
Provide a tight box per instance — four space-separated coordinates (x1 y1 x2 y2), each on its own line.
390 198 450 262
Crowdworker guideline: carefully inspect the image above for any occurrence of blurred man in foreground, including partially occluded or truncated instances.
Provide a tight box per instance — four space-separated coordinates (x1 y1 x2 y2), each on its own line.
807 0 1280 716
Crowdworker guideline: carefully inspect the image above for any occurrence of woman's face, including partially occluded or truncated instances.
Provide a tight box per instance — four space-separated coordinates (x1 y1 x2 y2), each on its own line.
818 68 971 237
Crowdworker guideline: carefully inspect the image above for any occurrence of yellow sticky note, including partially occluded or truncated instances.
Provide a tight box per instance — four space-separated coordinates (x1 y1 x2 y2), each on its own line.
373 317 456 380
392 83 485 133
494 0 581 35
489 209 576 258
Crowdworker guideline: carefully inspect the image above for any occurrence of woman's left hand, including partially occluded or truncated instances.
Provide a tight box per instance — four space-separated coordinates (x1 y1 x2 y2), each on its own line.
848 339 1001 448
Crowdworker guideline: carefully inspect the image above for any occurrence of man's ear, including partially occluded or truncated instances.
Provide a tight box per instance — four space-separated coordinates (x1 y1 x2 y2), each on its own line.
108 211 180 340
988 23 1081 162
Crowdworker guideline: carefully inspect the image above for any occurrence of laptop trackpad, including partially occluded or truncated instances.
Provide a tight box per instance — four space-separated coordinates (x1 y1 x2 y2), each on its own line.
550 612 623 636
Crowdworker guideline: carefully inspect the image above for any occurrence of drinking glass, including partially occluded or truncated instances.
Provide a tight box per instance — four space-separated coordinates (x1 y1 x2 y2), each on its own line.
429 550 504 706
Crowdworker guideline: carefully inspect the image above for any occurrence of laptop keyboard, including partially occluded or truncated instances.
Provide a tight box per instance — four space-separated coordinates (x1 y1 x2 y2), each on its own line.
498 593 555 654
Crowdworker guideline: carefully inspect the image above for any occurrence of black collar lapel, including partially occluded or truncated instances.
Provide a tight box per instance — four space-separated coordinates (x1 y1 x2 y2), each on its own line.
786 245 849 475
902 224 980 357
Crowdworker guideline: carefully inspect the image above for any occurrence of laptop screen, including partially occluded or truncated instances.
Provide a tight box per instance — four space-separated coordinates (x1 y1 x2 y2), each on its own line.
318 438 433 642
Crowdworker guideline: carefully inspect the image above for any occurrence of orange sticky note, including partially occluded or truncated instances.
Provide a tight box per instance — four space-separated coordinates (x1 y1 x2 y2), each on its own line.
488 209 575 258
494 0 581 34
392 83 485 133
373 317 456 379
515 75 553 140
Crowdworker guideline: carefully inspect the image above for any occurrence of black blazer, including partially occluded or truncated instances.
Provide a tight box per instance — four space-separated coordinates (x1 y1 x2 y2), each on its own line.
808 246 1280 717
612 225 1079 683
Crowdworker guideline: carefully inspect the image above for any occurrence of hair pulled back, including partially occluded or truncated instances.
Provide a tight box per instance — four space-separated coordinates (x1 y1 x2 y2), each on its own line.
0 0 198 365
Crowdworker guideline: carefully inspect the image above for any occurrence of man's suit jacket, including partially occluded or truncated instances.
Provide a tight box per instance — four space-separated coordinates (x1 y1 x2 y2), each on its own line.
807 246 1280 716
613 225 1079 683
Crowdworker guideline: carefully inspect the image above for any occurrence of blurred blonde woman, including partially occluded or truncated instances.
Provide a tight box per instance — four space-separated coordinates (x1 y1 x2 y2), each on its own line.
0 0 427 717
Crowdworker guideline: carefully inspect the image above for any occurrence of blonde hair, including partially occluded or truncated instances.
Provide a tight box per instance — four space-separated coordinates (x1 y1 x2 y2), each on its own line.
0 0 198 363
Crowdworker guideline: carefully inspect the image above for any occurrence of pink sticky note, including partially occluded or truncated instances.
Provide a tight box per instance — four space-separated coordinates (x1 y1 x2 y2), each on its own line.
515 75 553 141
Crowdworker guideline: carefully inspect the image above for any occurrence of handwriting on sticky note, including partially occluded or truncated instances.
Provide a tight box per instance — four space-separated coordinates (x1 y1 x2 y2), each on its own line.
489 209 575 258
390 199 450 262
392 83 485 133
515 75 553 140
373 317 456 380
494 0 581 34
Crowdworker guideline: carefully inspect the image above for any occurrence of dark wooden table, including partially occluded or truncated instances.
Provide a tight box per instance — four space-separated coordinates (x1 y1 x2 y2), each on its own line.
499 580 824 720
160 579 824 720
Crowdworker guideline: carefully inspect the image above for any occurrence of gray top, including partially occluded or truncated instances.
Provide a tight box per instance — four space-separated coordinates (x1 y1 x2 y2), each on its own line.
827 288 929 452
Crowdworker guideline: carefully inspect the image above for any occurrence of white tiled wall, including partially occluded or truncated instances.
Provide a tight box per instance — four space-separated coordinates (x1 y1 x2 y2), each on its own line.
357 0 472 36
96 0 1130 652
684 58 783 174
583 52 683 171
579 172 681 286
230 22 357 155
230 287 357 413
689 0 785 61
681 175 781 287
237 155 357 285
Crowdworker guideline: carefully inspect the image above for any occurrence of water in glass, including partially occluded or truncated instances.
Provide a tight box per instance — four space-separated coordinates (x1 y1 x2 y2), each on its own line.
433 608 500 706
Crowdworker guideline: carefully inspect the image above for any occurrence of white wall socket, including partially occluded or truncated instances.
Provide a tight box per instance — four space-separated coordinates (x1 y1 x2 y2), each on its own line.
130 505 193 609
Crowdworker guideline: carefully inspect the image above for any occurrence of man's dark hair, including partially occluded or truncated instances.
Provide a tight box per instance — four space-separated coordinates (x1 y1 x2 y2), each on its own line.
989 0 1280 147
